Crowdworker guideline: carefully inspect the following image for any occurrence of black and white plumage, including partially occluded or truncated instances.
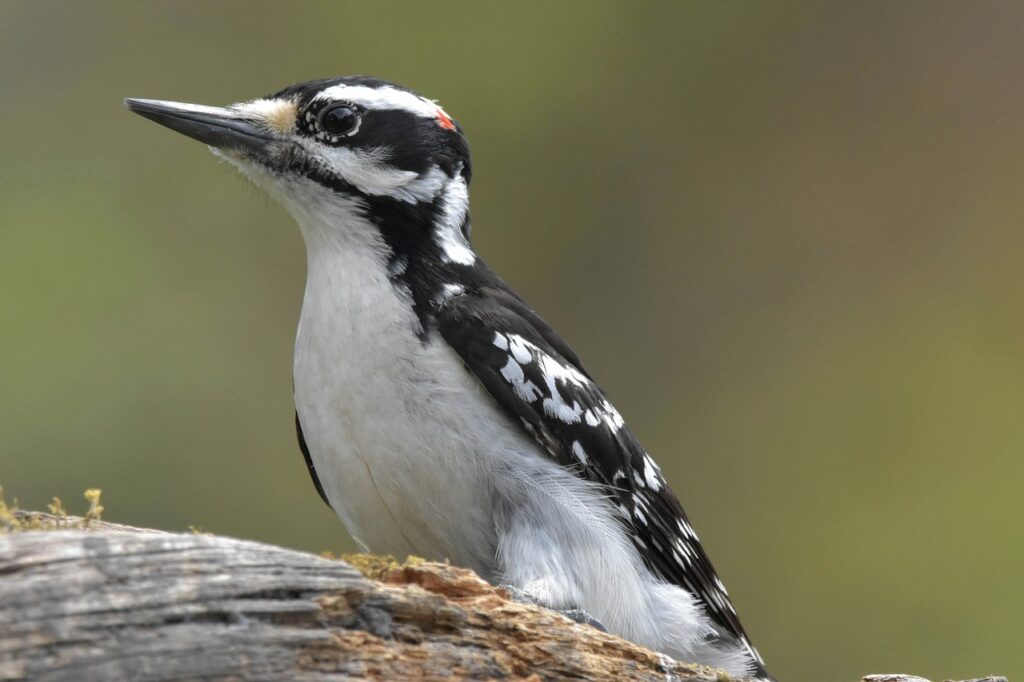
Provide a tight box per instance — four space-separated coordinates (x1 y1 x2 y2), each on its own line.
126 77 771 679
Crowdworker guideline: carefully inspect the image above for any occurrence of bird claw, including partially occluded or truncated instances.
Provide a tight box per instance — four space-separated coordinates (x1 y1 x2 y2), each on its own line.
560 608 607 632
497 584 606 632
497 584 539 605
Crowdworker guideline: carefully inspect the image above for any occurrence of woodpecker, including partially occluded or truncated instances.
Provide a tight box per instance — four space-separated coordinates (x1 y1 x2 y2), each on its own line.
126 76 771 679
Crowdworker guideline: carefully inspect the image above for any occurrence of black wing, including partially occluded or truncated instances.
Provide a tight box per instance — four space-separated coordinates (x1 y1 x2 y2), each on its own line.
296 411 331 508
435 283 760 661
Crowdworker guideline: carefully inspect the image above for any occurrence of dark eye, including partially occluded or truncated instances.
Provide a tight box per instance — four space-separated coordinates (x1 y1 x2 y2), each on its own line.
318 104 360 137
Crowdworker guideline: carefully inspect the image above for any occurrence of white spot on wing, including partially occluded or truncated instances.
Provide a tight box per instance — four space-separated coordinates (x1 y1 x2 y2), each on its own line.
600 399 625 431
571 440 588 465
436 283 465 305
500 356 541 402
677 519 696 539
507 334 533 364
642 454 663 491
492 333 591 424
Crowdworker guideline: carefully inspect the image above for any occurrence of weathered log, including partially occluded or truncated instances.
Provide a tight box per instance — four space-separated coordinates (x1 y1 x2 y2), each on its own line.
864 671 1007 675
0 511 1008 682
0 512 728 681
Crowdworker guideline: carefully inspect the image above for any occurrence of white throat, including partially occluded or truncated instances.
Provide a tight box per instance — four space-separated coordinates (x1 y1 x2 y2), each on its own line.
284 178 500 570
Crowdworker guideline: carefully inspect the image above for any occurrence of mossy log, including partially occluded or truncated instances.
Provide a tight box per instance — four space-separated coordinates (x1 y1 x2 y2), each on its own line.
0 512 1007 682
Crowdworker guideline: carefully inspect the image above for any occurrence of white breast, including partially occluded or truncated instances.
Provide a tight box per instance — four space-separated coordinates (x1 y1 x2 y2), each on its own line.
287 188 529 573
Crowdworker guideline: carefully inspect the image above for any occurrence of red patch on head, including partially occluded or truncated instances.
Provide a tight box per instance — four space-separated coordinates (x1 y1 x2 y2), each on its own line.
435 109 456 131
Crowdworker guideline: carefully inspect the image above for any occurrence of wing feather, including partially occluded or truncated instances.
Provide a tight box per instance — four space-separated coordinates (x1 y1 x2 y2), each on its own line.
435 287 759 657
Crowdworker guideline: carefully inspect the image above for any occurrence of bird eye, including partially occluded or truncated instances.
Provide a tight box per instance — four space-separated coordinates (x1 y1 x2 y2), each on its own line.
318 104 360 137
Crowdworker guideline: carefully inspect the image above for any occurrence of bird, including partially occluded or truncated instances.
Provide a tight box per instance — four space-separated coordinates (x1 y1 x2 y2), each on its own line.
126 76 771 680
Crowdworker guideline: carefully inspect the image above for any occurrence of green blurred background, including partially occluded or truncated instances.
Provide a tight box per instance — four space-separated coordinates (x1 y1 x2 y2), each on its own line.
2 2 1022 679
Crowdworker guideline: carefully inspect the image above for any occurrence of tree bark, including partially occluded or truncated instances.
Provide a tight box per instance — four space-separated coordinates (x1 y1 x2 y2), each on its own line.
0 512 1007 682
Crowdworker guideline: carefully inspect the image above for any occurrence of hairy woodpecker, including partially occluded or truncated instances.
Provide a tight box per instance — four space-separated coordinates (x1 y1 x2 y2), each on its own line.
126 77 771 679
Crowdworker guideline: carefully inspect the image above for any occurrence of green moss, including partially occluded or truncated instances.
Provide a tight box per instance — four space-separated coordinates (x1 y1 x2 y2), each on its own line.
0 487 21 533
83 489 104 525
334 553 428 580
0 488 105 534
47 497 67 517
340 553 402 580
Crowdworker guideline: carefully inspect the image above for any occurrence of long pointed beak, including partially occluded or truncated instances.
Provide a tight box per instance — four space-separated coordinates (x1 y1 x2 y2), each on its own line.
124 98 274 154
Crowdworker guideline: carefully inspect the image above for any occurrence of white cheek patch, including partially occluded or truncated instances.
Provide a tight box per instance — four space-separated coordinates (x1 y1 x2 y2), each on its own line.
309 143 415 197
233 98 298 134
301 138 452 205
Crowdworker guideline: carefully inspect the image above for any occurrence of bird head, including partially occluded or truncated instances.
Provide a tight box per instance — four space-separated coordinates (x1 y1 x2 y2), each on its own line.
126 77 474 264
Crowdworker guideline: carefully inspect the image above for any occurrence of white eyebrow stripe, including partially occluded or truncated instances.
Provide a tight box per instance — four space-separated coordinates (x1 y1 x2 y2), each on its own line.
314 84 447 120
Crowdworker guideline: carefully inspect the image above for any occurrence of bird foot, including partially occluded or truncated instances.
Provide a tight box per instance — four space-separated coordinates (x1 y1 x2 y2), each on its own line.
498 584 539 605
497 584 607 632
559 608 608 631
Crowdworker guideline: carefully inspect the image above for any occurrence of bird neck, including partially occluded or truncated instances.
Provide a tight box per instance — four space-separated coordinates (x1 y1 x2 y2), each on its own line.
283 176 481 339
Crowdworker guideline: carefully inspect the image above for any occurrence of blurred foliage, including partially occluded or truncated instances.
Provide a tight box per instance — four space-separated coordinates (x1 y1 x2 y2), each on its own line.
2 1 1023 679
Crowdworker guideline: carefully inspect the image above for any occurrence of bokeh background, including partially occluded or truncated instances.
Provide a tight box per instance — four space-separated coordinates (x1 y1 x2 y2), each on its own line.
3 2 1022 679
